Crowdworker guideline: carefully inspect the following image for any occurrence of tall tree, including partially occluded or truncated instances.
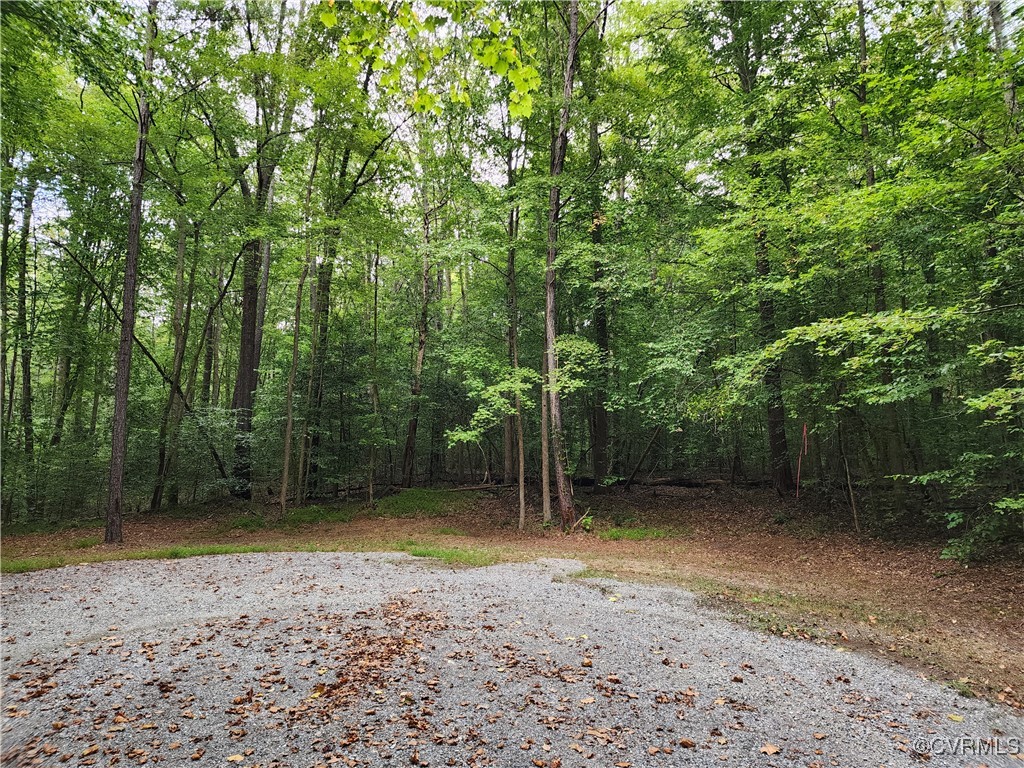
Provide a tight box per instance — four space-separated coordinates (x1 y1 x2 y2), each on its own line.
106 0 157 543
545 0 582 528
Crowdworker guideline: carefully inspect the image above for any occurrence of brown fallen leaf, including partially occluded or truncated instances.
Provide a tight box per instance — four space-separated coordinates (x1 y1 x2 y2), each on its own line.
579 697 595 705
813 733 827 740
81 745 99 757
226 756 244 763
648 746 660 755
679 739 696 749
760 743 781 755
582 658 593 667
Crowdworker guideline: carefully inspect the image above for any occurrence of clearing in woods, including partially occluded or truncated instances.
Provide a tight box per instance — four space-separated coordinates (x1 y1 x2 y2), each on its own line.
2 487 1021 712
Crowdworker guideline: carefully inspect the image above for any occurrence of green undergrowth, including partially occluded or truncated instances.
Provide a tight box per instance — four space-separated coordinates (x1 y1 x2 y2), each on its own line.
2 516 105 536
374 488 480 518
213 504 358 534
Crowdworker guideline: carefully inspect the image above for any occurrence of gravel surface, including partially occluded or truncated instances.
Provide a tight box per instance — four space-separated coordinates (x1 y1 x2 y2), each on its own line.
1 552 1020 767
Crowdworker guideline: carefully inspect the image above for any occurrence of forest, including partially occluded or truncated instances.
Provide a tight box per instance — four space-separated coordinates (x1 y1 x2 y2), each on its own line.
1 0 1021 560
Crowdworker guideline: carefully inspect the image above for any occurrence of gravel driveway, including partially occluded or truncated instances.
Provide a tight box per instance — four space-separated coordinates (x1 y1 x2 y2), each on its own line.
2 552 1020 767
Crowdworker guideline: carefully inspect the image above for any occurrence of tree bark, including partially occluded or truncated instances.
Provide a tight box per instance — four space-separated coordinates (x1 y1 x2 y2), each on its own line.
402 203 433 488
230 237 261 497
280 139 319 515
151 215 196 510
755 227 795 495
1 153 14 432
545 0 581 528
253 181 275 377
540 348 552 525
584 47 610 490
17 173 38 481
106 0 157 544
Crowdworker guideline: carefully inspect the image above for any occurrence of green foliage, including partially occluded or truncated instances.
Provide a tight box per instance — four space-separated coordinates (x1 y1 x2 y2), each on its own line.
374 489 479 518
2 0 1021 562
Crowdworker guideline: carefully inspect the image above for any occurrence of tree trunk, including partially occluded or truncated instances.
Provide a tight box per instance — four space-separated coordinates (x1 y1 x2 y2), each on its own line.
280 262 308 516
280 141 319 515
1 153 14 432
545 0 581 528
756 227 795 495
106 0 157 544
253 181 274 377
402 206 432 488
17 173 38 485
858 0 906 511
368 246 381 504
305 256 332 496
151 216 196 510
230 237 261 498
540 349 551 525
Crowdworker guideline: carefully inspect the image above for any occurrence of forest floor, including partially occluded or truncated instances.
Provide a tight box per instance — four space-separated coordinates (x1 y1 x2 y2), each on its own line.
2 486 1022 713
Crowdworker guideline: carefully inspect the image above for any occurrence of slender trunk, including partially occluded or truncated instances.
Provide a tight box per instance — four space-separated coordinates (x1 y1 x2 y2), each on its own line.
502 207 516 487
859 0 906 510
280 263 308 516
755 227 795 494
305 256 332 496
106 0 157 544
507 189 526 527
17 174 38 478
1 154 14 430
583 12 610 491
625 426 662 490
253 182 275 376
368 246 381 504
151 216 196 510
545 0 581 528
988 0 1018 116
296 254 319 505
540 349 551 525
402 207 432 488
281 141 319 515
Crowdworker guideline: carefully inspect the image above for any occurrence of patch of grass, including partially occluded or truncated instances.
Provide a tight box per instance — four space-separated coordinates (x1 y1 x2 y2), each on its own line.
227 515 267 532
433 526 467 536
72 535 103 549
375 488 478 518
125 544 278 561
948 680 976 698
1 556 67 573
0 542 331 574
599 526 670 541
284 504 356 527
400 542 497 567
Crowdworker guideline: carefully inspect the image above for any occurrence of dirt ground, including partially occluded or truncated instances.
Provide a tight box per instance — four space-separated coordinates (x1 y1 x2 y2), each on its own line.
2 486 1021 712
